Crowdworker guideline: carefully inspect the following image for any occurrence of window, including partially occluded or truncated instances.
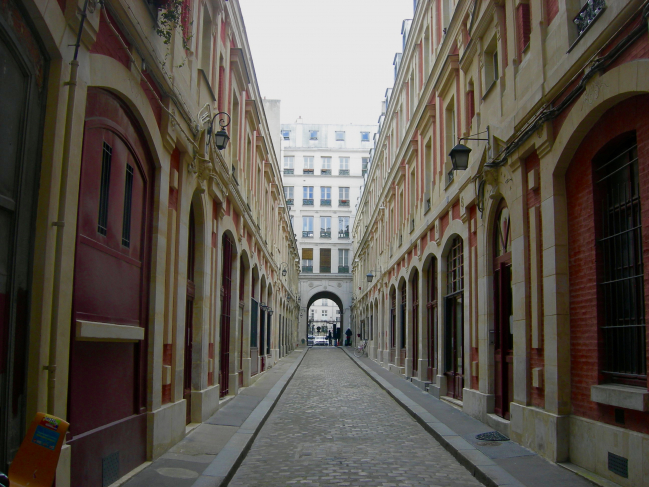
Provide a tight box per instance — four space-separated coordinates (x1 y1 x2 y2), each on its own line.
362 157 369 176
320 248 331 273
302 248 313 272
516 3 531 56
339 187 350 200
281 129 290 140
321 157 332 175
338 216 350 238
321 186 331 206
283 156 294 175
322 299 328 306
445 102 456 184
339 157 350 175
303 186 314 206
338 249 349 273
309 130 318 140
303 156 314 174
320 216 331 238
361 132 370 142
322 310 328 317
336 309 341 315
484 36 499 91
302 216 314 238
284 186 294 205
595 138 646 382
335 131 345 141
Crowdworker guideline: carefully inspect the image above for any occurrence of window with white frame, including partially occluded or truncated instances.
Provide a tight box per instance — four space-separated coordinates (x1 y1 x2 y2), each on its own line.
339 157 349 170
284 156 294 170
281 130 290 140
321 187 331 199
302 216 314 237
303 156 314 173
339 187 350 200
309 130 318 140
339 249 349 272
339 216 350 237
284 186 294 202
303 186 314 199
320 216 331 238
321 157 332 169
335 131 345 141
361 132 370 142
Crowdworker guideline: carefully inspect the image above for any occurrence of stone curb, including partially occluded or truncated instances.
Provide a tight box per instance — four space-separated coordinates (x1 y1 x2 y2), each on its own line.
343 348 524 487
191 348 309 487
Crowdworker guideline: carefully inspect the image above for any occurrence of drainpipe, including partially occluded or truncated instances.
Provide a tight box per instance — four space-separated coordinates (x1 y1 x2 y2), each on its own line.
46 0 93 415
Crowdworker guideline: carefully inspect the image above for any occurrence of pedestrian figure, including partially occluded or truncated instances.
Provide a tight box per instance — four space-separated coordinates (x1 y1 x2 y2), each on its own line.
345 328 352 346
327 331 332 346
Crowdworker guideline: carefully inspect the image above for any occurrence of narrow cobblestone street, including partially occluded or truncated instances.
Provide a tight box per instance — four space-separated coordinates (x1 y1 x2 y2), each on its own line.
229 348 482 486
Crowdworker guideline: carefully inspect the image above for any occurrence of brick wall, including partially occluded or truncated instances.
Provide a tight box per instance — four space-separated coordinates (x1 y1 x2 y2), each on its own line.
566 95 649 434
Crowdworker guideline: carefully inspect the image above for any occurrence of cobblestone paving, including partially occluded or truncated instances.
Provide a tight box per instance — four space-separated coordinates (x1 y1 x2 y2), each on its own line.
229 348 482 486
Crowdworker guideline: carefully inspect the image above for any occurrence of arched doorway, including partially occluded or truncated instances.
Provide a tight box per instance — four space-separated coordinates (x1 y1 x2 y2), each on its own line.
493 201 513 419
426 257 438 382
444 235 464 400
68 88 154 485
219 233 235 397
411 270 419 376
389 288 396 364
184 204 196 423
305 291 345 346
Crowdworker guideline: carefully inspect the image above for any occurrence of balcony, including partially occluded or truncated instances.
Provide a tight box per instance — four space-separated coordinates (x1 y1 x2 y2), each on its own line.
321 169 331 175
303 198 314 206
283 169 294 175
574 0 606 37
302 266 313 273
320 230 331 238
285 198 294 205
338 199 350 207
339 169 350 176
302 230 314 238
338 231 349 239
338 265 349 273
320 266 331 273
320 199 331 206
303 169 314 175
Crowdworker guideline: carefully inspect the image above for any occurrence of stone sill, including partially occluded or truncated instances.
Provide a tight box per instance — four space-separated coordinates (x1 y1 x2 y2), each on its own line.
76 320 144 342
590 383 649 411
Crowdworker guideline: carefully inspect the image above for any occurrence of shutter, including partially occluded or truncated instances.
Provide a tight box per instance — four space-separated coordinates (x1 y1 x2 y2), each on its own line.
320 249 331 272
302 248 313 260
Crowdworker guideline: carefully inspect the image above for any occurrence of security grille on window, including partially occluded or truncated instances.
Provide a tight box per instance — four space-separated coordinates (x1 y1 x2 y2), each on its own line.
596 138 646 382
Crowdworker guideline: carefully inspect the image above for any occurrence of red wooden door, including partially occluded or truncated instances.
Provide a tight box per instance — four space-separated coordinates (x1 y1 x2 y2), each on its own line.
389 292 396 364
426 258 438 382
444 237 464 400
185 206 196 424
493 204 513 418
68 88 152 486
220 235 233 397
412 272 419 375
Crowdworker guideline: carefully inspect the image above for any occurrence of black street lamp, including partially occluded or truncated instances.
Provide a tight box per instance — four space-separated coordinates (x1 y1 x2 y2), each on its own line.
448 128 489 171
207 111 231 151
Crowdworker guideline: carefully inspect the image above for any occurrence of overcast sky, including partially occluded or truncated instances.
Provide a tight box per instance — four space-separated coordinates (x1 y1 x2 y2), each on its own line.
239 0 414 126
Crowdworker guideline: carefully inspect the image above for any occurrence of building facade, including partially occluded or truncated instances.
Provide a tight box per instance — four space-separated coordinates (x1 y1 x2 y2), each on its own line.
0 0 299 485
280 122 374 343
352 0 649 485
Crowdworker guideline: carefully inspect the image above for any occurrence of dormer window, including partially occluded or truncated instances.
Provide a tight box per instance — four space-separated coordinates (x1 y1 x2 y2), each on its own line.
309 130 318 140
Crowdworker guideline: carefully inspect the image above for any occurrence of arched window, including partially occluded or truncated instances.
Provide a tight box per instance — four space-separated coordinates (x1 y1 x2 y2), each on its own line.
427 258 438 382
445 236 464 400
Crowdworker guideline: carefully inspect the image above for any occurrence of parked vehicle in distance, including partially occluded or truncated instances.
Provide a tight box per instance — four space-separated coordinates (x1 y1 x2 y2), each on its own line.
307 335 315 346
313 336 328 346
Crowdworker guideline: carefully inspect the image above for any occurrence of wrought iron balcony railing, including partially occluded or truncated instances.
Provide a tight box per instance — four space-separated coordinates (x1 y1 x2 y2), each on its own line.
574 0 606 37
320 199 331 206
338 265 349 273
285 198 294 205
283 168 294 175
338 199 350 207
319 266 331 273
320 230 331 238
302 266 313 273
302 230 314 238
303 198 314 206
339 169 350 175
338 231 349 238
321 169 331 175
303 169 314 175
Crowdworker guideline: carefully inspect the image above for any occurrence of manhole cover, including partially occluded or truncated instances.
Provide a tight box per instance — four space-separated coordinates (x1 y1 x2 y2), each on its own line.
475 431 510 441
